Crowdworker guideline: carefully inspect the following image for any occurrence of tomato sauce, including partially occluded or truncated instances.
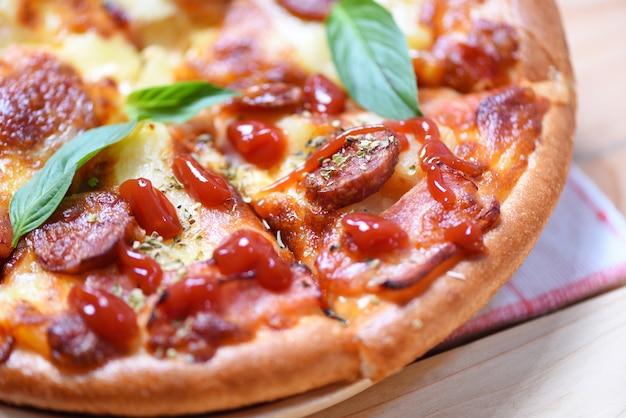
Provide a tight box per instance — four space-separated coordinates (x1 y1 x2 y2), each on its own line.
119 178 182 239
172 154 232 207
303 73 346 115
342 213 408 255
227 120 287 168
158 276 219 321
115 241 163 295
68 284 138 345
213 230 292 292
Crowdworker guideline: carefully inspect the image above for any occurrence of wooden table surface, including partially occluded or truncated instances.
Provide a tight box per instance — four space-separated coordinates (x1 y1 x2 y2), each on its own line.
311 0 626 416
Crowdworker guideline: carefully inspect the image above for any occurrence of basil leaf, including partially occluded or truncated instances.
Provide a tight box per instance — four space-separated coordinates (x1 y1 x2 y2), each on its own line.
326 0 422 120
125 81 240 123
9 120 137 246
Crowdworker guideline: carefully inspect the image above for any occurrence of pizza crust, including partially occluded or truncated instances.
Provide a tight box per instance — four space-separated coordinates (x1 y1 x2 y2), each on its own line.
0 0 575 415
0 316 361 416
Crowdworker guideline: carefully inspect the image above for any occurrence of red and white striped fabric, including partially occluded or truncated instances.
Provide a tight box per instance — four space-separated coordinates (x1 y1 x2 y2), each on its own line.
444 164 626 347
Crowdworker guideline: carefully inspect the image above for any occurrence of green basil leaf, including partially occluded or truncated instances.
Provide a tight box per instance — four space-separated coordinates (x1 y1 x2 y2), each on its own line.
326 0 422 120
9 120 138 247
125 81 240 123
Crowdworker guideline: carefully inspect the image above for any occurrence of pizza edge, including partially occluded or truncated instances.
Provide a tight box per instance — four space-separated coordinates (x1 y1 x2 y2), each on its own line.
0 0 576 415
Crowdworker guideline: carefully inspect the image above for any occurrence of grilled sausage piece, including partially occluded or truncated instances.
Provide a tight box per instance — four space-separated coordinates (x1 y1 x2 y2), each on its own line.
29 191 141 274
304 128 401 210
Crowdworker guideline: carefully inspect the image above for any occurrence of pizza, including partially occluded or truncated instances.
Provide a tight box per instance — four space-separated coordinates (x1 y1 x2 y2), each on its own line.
0 0 575 415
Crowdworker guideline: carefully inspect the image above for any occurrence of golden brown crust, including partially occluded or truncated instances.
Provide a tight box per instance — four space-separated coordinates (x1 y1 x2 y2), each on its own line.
0 317 360 416
0 0 575 415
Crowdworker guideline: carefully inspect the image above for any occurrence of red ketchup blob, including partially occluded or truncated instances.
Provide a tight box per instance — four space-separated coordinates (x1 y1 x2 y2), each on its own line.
172 154 232 207
68 284 138 345
158 276 218 321
444 220 486 253
342 213 409 255
119 178 182 239
115 241 163 295
227 120 287 168
303 73 346 115
213 230 292 292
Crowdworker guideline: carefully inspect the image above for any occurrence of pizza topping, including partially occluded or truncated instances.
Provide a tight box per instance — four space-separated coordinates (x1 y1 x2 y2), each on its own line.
417 119 482 208
172 154 232 208
213 230 292 292
115 241 163 295
326 0 421 120
148 310 244 363
233 83 304 111
342 213 408 255
476 86 545 162
277 0 336 21
227 120 287 168
304 128 400 210
148 272 246 362
415 2 519 92
443 220 485 253
0 207 14 259
29 192 140 273
68 284 139 346
125 81 239 123
10 120 137 247
260 124 391 195
119 178 183 240
0 48 97 155
47 313 112 368
157 275 219 321
303 73 347 115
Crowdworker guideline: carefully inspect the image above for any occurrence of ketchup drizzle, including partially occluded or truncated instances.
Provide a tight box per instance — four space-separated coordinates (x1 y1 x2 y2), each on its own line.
158 276 218 321
213 230 292 292
303 73 346 115
444 220 486 253
119 178 182 239
68 284 139 345
342 212 408 255
406 117 482 209
172 154 232 207
227 120 287 169
116 241 163 295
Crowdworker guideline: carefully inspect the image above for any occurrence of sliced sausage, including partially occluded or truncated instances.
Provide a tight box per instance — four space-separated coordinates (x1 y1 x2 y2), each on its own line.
29 191 141 274
304 128 401 210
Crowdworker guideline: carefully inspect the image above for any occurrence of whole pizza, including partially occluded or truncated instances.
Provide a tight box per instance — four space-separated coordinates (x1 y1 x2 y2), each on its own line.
0 0 575 415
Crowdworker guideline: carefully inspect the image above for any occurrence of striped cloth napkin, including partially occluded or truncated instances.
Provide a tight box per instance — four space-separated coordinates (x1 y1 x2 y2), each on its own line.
442 164 626 348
